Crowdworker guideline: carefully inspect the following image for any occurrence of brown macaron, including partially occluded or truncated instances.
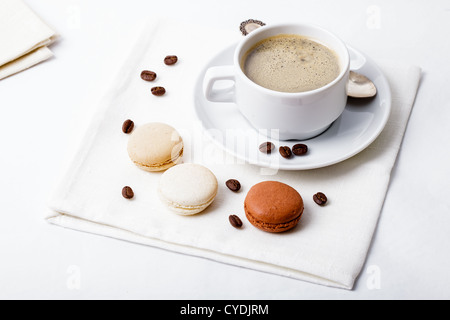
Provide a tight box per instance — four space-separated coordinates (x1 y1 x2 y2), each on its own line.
244 181 304 233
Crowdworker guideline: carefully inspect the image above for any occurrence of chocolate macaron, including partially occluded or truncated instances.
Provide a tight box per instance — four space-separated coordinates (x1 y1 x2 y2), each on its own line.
244 181 304 233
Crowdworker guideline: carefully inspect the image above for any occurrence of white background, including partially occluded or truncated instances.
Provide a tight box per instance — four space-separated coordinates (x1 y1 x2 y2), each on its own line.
1 0 449 299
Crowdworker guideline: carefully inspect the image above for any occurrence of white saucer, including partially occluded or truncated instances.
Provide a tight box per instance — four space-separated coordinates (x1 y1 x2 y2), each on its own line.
194 44 392 170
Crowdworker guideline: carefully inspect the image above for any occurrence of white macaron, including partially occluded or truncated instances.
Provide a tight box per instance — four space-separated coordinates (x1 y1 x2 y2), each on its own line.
158 163 218 215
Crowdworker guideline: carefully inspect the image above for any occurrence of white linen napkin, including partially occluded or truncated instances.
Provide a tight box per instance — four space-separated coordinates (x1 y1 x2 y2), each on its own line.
46 19 422 290
0 0 57 80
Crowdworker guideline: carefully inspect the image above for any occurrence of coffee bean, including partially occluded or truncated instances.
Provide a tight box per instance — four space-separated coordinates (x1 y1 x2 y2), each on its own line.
140 70 157 81
313 192 327 206
259 142 275 154
292 144 308 156
122 119 134 134
279 146 292 158
151 86 166 96
122 186 134 199
229 215 243 229
226 179 241 192
164 55 178 65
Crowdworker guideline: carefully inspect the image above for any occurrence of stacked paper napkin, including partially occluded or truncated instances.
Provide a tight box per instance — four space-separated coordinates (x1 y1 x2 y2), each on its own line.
0 0 57 80
46 19 421 289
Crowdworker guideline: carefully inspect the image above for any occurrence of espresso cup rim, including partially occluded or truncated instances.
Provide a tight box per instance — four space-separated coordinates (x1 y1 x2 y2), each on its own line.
234 22 350 97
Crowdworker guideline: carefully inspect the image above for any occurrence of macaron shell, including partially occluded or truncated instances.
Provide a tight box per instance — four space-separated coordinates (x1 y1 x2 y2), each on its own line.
244 181 304 233
133 149 183 172
158 163 218 215
158 192 216 215
127 122 183 172
245 207 303 233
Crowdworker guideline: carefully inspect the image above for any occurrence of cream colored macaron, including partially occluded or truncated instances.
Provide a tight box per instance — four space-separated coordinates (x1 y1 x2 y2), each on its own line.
158 163 218 215
127 122 183 172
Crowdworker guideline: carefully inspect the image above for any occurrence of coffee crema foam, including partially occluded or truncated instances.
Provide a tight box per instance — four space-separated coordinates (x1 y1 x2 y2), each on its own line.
242 34 340 93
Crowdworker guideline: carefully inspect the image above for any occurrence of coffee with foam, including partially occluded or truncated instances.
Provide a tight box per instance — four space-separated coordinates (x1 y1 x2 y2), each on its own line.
242 34 340 93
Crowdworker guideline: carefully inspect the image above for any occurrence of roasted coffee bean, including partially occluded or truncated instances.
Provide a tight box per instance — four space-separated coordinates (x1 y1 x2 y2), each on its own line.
164 55 178 65
151 86 166 96
122 186 134 199
122 119 134 134
229 215 243 229
259 142 275 154
313 192 328 206
140 70 157 81
292 143 308 156
279 146 292 158
226 179 241 192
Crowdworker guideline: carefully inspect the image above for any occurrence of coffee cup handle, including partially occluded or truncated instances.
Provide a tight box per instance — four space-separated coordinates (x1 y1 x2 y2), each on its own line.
204 66 236 103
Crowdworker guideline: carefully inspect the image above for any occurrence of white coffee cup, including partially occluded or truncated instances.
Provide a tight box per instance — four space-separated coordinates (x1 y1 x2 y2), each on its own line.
204 23 350 141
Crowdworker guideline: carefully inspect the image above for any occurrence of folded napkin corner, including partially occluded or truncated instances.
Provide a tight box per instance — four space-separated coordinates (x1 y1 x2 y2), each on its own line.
0 0 58 80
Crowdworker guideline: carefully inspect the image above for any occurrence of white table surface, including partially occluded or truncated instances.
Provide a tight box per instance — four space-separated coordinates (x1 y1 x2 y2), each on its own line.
1 0 449 300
